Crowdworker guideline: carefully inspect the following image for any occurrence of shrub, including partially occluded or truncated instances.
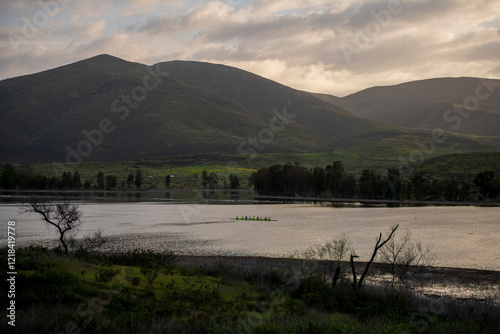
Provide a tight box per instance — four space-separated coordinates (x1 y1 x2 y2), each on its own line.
95 268 119 283
108 249 175 271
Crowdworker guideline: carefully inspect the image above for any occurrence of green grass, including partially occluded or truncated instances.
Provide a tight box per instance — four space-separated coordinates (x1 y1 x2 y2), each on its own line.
17 139 499 191
2 247 498 333
415 152 500 179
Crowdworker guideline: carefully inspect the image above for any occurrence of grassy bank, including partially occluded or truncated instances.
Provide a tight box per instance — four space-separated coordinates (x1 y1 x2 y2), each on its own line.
13 150 500 190
2 247 499 333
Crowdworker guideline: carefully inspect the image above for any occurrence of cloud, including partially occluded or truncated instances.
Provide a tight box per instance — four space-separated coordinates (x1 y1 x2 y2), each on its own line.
252 0 341 14
55 20 106 41
0 0 499 95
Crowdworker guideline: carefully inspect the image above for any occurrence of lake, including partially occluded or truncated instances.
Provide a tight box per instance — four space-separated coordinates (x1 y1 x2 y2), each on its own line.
1 201 499 271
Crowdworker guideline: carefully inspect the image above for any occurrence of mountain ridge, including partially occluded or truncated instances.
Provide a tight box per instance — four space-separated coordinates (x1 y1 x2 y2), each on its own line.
318 77 500 138
0 54 498 166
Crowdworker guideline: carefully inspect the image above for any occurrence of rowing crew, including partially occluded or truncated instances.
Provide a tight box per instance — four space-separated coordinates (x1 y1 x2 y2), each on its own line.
236 216 272 221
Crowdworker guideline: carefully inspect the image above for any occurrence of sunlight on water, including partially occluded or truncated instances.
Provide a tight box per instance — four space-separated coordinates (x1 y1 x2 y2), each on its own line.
1 202 499 271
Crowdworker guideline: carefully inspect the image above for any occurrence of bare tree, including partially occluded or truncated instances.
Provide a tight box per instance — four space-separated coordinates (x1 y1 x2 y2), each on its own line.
379 226 412 282
301 236 353 287
350 224 399 292
379 227 436 282
23 198 82 254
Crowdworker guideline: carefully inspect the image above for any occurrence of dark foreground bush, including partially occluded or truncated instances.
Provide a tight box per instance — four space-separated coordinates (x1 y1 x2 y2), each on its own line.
1 247 499 334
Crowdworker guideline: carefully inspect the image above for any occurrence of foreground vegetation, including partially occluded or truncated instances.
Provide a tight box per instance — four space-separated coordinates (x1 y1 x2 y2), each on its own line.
2 247 498 333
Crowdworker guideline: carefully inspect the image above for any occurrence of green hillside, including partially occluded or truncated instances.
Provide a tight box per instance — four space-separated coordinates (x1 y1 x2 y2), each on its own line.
414 152 500 179
158 60 398 142
0 55 498 176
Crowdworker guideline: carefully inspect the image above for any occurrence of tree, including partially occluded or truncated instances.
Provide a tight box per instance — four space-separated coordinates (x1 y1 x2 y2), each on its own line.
379 226 436 282
490 176 500 200
430 179 445 201
22 199 82 254
72 172 82 189
359 169 383 199
126 173 134 188
412 172 429 200
311 167 326 196
385 167 401 200
444 178 459 201
61 171 73 189
326 161 345 197
135 169 143 189
96 171 105 189
457 179 472 202
105 175 117 190
350 225 399 292
202 170 209 189
208 172 219 189
301 236 352 287
343 173 357 198
0 163 19 189
229 173 240 189
83 180 92 190
473 170 495 200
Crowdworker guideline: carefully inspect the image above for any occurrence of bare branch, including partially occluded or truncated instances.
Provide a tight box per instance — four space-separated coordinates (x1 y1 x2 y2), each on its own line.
22 198 82 254
357 224 399 290
350 254 359 292
379 227 437 281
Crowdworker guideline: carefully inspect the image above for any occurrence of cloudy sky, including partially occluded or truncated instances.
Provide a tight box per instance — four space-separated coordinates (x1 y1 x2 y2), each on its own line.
1 0 499 96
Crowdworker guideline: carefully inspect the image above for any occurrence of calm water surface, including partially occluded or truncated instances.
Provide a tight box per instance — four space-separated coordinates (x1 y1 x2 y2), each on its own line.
1 202 499 270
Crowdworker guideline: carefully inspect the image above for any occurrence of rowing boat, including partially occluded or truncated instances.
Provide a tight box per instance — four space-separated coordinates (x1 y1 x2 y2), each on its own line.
230 218 278 221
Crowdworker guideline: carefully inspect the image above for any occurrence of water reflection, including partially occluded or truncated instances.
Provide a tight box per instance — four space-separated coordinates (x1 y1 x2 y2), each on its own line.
1 202 499 271
0 190 256 203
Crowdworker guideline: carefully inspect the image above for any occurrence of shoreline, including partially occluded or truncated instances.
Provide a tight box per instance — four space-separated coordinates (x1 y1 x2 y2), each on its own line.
2 189 499 206
173 254 500 284
173 254 500 306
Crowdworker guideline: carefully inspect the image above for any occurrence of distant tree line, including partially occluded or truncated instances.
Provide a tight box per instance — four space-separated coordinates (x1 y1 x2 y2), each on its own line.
0 163 244 191
0 163 147 191
201 170 240 190
3 161 498 200
249 162 500 202
0 163 87 190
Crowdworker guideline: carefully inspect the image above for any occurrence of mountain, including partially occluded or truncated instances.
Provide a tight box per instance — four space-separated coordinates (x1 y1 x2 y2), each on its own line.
0 55 497 166
156 61 397 142
316 77 500 137
0 55 340 162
